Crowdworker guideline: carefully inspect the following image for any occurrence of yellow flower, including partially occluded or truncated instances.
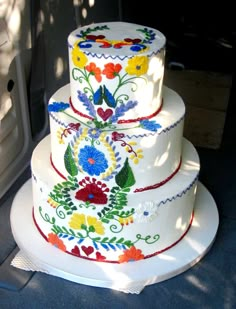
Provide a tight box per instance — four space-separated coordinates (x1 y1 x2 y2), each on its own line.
125 56 148 76
72 42 88 68
118 216 134 226
47 197 59 208
69 213 86 229
87 216 105 235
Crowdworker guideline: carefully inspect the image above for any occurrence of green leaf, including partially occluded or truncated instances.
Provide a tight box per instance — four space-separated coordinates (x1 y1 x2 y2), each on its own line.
101 218 109 224
101 237 109 243
117 237 125 243
115 158 135 188
64 145 78 176
110 237 117 243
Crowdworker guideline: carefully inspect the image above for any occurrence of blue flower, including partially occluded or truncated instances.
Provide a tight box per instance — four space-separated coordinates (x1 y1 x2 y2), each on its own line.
140 120 161 132
78 146 108 176
48 102 70 112
88 128 102 139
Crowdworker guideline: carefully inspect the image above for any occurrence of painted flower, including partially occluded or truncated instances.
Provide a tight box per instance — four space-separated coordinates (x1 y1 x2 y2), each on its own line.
129 148 143 164
78 146 108 176
118 216 134 226
48 233 66 251
69 213 105 235
87 216 105 235
88 128 102 139
75 177 109 204
48 102 70 112
118 246 144 263
111 131 125 141
125 55 148 76
72 43 88 68
47 197 59 208
85 62 102 82
69 213 86 229
140 120 161 132
102 63 122 79
133 201 158 223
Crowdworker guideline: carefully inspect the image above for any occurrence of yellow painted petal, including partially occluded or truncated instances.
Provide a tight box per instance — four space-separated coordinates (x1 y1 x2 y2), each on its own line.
87 216 105 235
133 157 139 164
69 213 86 229
72 45 88 68
125 56 148 76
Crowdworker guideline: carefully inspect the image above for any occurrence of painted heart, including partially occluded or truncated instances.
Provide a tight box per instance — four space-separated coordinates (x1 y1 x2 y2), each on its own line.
81 245 94 256
71 245 81 257
96 252 106 261
97 108 113 121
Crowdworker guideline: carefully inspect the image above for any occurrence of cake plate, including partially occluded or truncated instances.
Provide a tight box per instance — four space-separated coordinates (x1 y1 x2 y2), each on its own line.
10 180 219 294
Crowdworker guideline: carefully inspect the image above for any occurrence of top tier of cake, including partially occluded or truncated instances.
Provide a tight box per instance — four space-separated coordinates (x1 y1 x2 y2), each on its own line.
68 22 166 124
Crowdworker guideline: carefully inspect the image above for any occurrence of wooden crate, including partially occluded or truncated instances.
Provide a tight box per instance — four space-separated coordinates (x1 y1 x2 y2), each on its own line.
164 70 232 149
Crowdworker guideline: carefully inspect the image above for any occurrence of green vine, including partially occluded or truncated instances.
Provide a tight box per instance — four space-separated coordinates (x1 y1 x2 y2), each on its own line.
49 176 79 216
97 186 135 224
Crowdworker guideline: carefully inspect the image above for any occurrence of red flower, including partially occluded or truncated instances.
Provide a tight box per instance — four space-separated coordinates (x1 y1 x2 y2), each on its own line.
102 63 122 79
124 38 142 44
86 35 105 40
75 177 109 204
85 62 102 82
118 246 144 263
111 131 125 141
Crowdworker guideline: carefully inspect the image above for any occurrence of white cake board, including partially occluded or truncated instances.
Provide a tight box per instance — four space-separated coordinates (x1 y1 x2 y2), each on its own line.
10 179 219 294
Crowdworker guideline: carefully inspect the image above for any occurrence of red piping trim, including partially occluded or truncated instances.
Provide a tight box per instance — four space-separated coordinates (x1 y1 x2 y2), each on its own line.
69 97 94 120
134 158 182 193
50 154 67 180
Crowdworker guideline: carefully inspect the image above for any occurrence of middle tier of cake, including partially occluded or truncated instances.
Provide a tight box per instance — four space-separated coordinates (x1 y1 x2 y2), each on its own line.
48 85 185 191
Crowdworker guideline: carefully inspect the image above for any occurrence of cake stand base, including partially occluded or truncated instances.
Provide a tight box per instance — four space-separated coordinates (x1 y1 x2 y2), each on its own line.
10 180 219 294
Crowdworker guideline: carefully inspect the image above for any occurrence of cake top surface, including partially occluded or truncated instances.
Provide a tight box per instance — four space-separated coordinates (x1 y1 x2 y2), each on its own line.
68 21 166 57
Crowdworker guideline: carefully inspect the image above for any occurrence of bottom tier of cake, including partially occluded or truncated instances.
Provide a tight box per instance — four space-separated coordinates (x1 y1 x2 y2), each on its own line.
31 135 200 263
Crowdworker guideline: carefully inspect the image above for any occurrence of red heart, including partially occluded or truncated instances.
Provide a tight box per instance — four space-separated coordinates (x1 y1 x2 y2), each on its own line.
96 252 106 261
71 245 81 257
97 108 113 121
81 245 94 256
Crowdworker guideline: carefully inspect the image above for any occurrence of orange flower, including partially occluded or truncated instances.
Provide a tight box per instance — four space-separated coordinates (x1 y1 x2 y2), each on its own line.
48 233 66 252
85 62 102 82
102 63 122 79
118 246 144 263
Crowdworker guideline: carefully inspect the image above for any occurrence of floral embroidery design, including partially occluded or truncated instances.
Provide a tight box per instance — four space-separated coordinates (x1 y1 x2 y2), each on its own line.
40 150 160 262
48 233 66 251
69 213 105 235
78 145 108 176
75 25 155 52
41 24 163 262
133 201 158 223
125 56 148 76
68 26 162 131
75 177 109 204
111 131 144 164
118 246 144 263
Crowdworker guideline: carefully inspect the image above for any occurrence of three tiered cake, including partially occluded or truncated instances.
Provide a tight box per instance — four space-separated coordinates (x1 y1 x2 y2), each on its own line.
31 22 200 263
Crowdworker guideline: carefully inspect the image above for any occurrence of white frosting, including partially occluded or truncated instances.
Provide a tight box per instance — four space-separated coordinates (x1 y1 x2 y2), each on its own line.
30 21 201 264
31 136 199 262
68 22 165 120
49 85 185 191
